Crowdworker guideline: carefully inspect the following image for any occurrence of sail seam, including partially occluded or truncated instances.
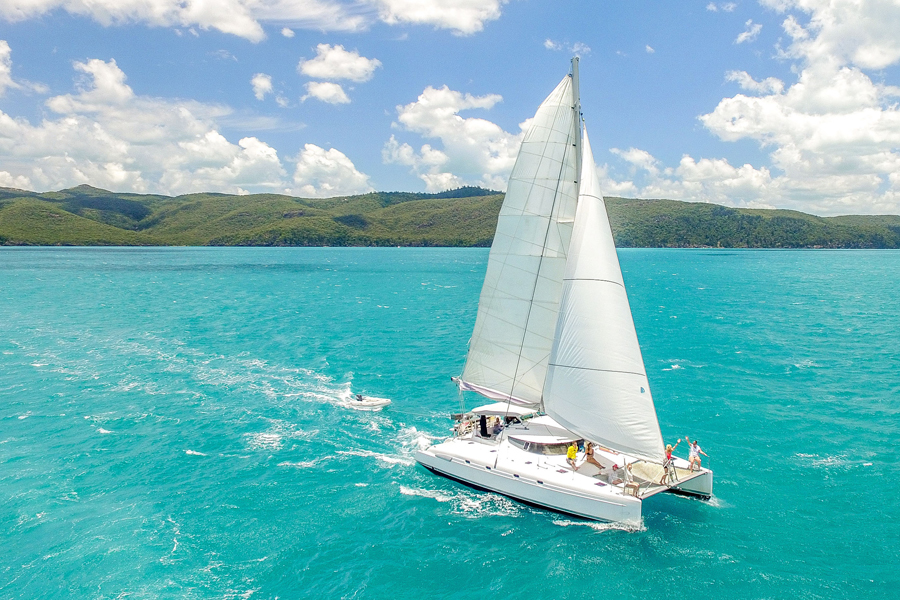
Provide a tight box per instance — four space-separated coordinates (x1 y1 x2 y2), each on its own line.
547 363 646 377
562 278 624 286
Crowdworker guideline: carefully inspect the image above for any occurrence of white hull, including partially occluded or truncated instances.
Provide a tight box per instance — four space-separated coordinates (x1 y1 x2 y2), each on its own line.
415 416 713 523
343 395 391 411
415 445 642 523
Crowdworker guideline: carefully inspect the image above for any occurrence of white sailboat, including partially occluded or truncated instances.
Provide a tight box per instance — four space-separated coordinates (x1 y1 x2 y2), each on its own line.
415 59 713 524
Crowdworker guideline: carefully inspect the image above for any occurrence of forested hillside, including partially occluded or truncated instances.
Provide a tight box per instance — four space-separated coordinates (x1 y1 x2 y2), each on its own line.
1 185 898 248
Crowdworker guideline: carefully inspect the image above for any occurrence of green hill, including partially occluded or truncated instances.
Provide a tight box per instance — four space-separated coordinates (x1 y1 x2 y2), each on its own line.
1 184 898 248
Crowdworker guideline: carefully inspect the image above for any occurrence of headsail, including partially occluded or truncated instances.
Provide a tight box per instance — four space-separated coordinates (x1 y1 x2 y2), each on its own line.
542 129 666 463
459 74 580 406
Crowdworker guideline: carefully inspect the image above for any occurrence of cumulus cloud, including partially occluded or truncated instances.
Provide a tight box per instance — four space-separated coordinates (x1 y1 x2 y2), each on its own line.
725 70 784 94
372 0 505 35
251 73 273 100
0 0 367 42
692 0 900 213
302 81 350 104
735 19 762 44
298 44 381 82
0 0 510 40
384 85 523 192
0 40 18 96
599 0 900 215
0 51 370 197
706 2 737 11
291 143 373 197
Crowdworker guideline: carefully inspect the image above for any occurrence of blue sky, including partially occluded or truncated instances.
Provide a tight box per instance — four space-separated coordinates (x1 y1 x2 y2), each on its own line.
0 0 898 215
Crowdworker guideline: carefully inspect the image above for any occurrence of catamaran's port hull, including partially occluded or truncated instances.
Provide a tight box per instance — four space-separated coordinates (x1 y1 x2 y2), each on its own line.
415 449 642 523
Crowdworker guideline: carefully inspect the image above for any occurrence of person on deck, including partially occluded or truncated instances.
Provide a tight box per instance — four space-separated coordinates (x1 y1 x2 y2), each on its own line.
566 442 579 471
686 437 708 471
658 440 680 485
584 442 603 470
607 464 624 485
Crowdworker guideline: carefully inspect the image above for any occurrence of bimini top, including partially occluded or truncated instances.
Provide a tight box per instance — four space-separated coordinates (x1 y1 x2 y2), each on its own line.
469 402 538 418
507 415 578 443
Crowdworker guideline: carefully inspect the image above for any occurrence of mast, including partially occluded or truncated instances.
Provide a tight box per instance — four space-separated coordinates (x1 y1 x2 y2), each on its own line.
571 57 583 191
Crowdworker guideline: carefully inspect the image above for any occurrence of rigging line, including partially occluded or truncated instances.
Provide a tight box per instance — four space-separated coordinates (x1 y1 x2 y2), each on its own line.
504 93 579 424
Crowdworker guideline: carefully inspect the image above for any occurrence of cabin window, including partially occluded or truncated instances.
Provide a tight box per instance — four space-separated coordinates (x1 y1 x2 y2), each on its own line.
508 438 582 456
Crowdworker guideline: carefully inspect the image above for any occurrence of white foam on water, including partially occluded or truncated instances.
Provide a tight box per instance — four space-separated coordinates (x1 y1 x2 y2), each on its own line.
552 518 646 533
185 450 207 456
399 485 522 518
399 485 453 503
30 363 47 367
277 459 320 468
243 432 282 451
337 449 414 466
98 428 113 434
17 412 31 420
354 483 368 487
706 495 728 509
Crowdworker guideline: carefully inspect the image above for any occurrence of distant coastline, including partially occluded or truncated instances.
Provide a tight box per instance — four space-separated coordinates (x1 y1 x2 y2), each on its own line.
2 184 899 249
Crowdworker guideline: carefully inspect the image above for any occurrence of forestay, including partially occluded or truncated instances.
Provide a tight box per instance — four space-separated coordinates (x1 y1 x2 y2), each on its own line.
542 130 666 463
460 75 579 406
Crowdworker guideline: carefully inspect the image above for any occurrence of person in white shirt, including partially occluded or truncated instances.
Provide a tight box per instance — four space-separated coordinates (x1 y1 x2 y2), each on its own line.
686 437 708 471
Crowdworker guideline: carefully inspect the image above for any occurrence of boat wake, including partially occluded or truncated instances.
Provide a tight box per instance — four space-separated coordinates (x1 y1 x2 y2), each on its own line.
552 518 646 533
399 485 522 518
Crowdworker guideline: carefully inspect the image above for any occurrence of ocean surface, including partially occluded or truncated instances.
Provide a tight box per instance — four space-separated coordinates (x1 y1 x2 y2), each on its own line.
1 247 897 599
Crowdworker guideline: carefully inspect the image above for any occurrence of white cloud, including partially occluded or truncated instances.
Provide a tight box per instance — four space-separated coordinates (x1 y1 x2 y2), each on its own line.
706 2 718 10
544 39 591 55
291 143 373 197
645 45 655 54
0 53 371 197
686 0 900 213
251 73 273 100
0 40 18 96
385 85 523 192
735 19 762 44
707 2 738 11
597 1 900 215
298 44 381 82
0 0 368 42
0 0 509 40
302 81 350 104
372 0 505 35
725 70 784 94
763 0 900 69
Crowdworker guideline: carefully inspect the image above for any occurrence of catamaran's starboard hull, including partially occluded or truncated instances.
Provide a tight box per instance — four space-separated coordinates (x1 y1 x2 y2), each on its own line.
671 470 713 500
415 448 642 523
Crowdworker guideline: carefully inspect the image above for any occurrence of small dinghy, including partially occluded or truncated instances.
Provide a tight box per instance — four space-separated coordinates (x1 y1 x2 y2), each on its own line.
345 394 391 411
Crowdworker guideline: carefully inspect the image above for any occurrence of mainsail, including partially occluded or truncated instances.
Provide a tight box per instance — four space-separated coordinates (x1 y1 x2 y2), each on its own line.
542 130 666 463
459 74 580 406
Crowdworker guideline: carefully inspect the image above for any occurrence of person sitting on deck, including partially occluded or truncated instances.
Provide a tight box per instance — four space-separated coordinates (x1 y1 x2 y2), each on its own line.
566 442 579 471
607 464 624 485
491 419 503 437
658 440 681 485
584 442 603 470
686 437 708 471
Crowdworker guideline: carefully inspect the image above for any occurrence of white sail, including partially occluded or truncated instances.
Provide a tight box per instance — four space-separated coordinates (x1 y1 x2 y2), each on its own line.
542 129 666 463
460 75 579 406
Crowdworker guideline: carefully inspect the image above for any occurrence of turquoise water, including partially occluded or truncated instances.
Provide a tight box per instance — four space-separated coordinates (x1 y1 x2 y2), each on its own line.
1 247 897 599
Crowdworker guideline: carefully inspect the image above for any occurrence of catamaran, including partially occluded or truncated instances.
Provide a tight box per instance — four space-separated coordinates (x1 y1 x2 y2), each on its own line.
415 59 713 524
